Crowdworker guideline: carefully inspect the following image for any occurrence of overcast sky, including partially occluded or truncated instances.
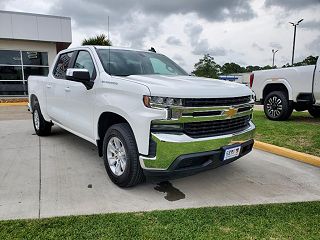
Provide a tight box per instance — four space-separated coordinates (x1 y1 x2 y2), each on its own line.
1 0 319 72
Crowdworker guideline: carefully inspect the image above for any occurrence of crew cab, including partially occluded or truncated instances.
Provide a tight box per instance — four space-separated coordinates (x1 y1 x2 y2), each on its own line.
251 57 320 120
28 46 255 187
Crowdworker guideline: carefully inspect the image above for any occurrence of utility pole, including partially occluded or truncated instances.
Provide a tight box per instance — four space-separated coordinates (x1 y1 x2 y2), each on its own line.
289 19 303 65
108 16 110 40
272 49 278 67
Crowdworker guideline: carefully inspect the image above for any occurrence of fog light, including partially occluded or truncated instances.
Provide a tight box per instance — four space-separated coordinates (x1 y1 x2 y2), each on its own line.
151 124 182 132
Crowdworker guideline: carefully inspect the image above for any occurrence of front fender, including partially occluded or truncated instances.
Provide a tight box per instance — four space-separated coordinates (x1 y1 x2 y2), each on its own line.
94 105 166 155
94 80 166 155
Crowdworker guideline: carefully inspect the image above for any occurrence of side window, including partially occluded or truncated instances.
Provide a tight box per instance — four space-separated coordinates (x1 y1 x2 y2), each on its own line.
74 51 96 80
53 52 73 79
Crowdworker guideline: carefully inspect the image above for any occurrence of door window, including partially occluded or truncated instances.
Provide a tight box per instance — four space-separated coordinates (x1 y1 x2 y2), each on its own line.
73 51 96 80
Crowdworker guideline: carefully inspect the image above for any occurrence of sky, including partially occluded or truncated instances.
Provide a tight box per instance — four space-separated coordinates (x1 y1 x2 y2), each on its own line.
0 0 319 72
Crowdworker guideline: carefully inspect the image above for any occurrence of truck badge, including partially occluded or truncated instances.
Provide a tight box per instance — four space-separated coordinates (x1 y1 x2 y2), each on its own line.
225 107 238 118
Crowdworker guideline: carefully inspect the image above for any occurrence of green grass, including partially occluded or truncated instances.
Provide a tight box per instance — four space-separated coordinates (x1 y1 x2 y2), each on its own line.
253 110 320 157
0 202 319 239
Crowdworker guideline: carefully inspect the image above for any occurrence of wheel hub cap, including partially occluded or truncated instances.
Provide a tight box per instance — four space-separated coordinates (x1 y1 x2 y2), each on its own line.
266 96 283 117
106 137 127 176
34 110 40 130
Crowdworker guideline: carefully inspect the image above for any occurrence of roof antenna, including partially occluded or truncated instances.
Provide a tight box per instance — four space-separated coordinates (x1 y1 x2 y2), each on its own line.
108 16 111 75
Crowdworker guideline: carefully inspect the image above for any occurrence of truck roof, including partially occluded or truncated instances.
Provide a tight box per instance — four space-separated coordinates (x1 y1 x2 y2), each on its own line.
63 45 152 54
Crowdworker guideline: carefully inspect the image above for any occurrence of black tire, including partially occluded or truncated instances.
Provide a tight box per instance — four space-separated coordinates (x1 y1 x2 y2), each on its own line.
308 106 320 118
102 123 144 187
32 102 52 136
264 91 293 121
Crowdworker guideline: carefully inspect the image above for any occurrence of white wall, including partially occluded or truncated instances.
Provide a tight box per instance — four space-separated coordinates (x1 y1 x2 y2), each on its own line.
0 11 72 44
0 39 57 67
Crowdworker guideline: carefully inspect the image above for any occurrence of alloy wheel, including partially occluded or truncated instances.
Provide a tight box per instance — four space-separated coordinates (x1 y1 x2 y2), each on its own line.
34 110 40 130
266 96 283 118
106 137 127 176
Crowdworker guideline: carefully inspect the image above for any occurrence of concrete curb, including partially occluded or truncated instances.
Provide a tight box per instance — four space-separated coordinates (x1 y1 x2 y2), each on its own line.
254 140 320 167
0 102 28 106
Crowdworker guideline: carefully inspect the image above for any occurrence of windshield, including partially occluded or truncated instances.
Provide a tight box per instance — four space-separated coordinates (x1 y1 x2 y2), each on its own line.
97 49 188 77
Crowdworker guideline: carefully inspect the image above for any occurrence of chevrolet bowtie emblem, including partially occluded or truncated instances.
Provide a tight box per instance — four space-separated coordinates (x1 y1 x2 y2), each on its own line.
225 107 238 118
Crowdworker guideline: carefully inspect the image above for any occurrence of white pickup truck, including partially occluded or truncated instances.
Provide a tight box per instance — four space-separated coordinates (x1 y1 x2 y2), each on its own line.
251 57 320 120
28 46 255 187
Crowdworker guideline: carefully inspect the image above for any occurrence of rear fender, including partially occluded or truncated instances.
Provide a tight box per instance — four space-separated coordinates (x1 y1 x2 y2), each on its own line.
262 79 293 100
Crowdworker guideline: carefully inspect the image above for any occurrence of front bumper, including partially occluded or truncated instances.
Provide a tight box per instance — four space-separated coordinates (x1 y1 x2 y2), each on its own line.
139 121 255 171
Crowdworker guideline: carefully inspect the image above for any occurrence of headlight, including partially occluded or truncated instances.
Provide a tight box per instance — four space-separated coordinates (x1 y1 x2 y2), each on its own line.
143 96 183 108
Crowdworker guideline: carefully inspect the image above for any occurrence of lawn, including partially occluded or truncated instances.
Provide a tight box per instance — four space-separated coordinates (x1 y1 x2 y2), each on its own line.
253 110 320 157
0 201 319 239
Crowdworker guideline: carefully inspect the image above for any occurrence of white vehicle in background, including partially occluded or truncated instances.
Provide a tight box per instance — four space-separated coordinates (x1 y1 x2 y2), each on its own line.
219 73 251 86
28 46 255 187
250 57 320 120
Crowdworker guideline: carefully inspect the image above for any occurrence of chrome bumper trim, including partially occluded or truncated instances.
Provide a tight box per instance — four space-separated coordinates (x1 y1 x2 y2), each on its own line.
139 121 255 170
153 102 254 124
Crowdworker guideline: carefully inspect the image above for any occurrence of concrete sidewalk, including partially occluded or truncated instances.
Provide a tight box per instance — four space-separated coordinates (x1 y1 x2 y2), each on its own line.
1 117 319 220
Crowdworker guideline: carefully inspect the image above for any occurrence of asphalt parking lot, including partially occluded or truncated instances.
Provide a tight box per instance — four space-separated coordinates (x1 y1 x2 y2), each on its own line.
0 106 320 220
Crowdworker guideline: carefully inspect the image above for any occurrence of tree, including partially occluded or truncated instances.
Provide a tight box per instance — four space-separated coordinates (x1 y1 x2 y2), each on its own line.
282 55 318 68
282 63 292 68
245 65 261 72
192 54 220 79
294 55 318 66
220 62 245 74
261 65 273 70
82 34 112 46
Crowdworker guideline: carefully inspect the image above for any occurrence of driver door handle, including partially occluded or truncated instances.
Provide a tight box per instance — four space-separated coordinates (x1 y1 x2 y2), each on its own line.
64 87 71 92
46 84 52 89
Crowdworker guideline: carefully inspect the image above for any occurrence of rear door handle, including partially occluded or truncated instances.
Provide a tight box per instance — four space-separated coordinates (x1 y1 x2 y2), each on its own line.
46 84 52 89
64 87 71 92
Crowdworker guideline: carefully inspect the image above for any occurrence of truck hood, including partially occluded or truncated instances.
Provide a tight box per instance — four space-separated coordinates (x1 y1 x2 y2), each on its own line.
124 75 252 98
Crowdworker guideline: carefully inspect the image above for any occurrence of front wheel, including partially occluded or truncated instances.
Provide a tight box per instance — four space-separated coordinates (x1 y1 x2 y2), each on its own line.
264 91 293 121
308 106 320 118
103 123 144 187
32 102 52 136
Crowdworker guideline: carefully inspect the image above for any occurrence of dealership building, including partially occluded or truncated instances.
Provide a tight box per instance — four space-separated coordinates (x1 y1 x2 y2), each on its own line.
0 10 72 96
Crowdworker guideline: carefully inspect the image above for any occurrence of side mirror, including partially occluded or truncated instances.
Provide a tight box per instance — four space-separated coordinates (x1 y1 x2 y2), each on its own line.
66 68 93 90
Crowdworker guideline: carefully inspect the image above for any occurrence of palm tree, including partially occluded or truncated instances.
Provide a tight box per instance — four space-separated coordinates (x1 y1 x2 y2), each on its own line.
82 34 112 46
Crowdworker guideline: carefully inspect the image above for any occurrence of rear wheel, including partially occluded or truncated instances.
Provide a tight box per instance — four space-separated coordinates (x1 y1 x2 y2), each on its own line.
308 106 320 118
32 102 52 136
264 91 293 121
103 123 144 187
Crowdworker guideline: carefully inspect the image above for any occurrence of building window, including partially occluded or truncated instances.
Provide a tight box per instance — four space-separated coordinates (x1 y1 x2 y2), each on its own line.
0 50 49 96
0 50 21 65
0 66 23 80
22 51 48 66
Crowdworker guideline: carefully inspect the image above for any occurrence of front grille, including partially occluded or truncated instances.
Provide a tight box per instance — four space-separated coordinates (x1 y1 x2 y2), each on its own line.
183 96 251 107
183 115 251 138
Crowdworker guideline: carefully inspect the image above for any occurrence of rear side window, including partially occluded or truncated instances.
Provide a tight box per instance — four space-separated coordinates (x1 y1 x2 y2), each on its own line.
53 52 73 79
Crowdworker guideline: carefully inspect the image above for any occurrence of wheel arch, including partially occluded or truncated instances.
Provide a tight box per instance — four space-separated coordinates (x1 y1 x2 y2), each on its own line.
96 111 135 157
262 81 292 102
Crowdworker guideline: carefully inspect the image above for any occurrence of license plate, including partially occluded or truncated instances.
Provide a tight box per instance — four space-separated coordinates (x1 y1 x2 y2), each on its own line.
223 146 241 161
